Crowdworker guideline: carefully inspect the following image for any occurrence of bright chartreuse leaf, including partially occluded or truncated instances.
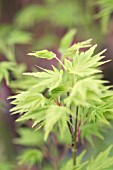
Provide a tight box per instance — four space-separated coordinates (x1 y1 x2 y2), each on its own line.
28 50 56 60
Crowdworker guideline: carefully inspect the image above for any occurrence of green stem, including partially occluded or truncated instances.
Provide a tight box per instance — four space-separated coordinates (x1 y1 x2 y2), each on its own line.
55 56 66 70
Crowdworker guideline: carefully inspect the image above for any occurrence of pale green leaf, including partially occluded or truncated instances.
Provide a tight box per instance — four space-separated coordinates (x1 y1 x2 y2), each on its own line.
10 91 46 114
64 39 92 58
23 67 63 91
59 29 77 54
64 45 108 78
64 77 103 107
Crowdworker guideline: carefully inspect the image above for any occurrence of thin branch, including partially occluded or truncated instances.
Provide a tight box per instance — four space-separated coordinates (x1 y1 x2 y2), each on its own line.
55 56 66 70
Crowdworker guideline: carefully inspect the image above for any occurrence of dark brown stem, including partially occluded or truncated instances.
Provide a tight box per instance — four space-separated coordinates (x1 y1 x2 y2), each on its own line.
67 92 79 166
72 107 78 166
75 107 78 141
67 115 74 137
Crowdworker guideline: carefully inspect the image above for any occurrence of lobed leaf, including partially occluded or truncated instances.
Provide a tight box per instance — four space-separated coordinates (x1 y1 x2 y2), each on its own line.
23 67 63 91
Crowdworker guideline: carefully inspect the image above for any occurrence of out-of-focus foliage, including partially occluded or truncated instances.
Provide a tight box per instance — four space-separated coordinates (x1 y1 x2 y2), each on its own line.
96 0 113 33
80 123 104 147
14 128 44 168
18 149 43 167
0 162 14 170
14 5 47 28
0 24 32 61
14 128 44 146
13 0 113 47
86 146 113 170
0 62 16 85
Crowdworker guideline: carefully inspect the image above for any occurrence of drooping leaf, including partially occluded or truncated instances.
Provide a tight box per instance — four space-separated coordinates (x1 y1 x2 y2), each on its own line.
44 105 71 140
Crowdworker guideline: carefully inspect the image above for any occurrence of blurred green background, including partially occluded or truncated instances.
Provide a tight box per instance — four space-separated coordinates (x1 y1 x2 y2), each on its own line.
0 0 113 169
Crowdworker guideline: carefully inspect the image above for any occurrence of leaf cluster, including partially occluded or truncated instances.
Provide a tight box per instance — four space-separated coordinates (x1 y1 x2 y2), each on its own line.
10 30 113 143
9 30 113 169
